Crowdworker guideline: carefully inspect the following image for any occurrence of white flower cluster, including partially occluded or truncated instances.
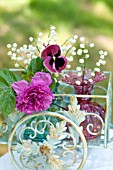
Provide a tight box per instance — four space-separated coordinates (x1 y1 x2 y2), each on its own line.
7 41 38 68
7 26 63 68
77 37 94 64
7 25 57 68
94 50 107 72
47 25 57 44
69 37 93 84
37 25 58 48
74 49 107 85
7 25 107 77
86 50 107 83
60 35 96 72
7 26 81 69
60 35 78 69
65 36 107 85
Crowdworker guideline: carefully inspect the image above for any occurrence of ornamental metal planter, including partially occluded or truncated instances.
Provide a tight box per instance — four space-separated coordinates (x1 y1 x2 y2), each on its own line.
0 69 112 170
56 71 113 148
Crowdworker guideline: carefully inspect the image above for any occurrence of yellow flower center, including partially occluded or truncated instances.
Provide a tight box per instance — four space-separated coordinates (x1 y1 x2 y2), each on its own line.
40 145 51 156
53 56 56 61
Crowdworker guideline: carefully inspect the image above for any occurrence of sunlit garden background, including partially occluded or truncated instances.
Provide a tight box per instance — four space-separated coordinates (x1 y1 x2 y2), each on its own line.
0 0 113 156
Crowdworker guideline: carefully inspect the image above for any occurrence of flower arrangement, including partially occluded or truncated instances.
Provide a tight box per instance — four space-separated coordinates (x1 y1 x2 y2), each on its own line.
0 26 111 170
0 25 107 118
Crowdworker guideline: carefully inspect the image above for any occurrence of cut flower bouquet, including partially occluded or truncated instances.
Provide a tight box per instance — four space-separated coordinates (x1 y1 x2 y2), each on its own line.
0 25 108 140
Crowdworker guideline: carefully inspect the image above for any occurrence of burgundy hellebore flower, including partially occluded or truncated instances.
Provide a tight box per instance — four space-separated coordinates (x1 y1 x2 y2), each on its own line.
11 72 54 114
41 44 68 73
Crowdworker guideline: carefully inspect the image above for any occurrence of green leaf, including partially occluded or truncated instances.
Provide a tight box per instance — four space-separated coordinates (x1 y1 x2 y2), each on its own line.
13 73 22 81
50 77 56 90
0 76 9 90
0 68 21 85
27 57 43 73
21 72 34 82
0 89 16 115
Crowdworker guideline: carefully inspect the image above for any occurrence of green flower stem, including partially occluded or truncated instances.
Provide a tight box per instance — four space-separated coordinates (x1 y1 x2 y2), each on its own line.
52 103 66 111
82 56 87 94
65 47 72 57
34 38 40 53
15 62 27 71
61 35 73 46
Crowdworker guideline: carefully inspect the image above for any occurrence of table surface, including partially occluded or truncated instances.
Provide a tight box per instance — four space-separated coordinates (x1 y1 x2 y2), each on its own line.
0 142 113 170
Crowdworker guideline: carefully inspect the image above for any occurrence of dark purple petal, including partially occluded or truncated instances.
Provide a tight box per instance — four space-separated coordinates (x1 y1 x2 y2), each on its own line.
11 80 29 95
54 49 61 58
49 58 54 66
41 44 61 59
44 56 68 73
31 72 52 86
55 56 68 73
44 56 57 73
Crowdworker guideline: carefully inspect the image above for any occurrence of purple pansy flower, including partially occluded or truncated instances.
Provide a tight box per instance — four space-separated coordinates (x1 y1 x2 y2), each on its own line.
11 72 54 114
41 44 68 73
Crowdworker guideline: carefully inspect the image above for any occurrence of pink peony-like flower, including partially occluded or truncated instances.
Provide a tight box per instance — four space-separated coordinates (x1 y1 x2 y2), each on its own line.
11 72 54 114
31 72 52 86
41 44 68 73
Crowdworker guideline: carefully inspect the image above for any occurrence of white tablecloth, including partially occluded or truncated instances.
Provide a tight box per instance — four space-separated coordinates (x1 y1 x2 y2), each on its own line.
0 143 113 170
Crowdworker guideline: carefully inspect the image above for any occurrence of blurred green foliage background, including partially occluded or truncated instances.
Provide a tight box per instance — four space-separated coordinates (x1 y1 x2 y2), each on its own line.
0 0 113 156
0 0 113 70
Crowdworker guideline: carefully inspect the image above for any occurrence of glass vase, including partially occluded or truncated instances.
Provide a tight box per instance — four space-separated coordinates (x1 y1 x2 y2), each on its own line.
74 81 105 140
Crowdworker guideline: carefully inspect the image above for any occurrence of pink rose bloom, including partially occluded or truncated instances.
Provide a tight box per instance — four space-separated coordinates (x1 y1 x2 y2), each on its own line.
31 72 52 86
11 72 54 114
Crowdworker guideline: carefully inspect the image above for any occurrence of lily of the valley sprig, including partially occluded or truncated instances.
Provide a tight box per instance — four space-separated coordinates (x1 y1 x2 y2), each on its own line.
7 25 75 73
75 36 107 85
61 35 107 87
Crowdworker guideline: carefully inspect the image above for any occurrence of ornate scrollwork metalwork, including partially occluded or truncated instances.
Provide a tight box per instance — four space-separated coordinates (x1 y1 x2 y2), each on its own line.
85 112 104 136
8 111 87 170
0 122 8 136
60 96 104 139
